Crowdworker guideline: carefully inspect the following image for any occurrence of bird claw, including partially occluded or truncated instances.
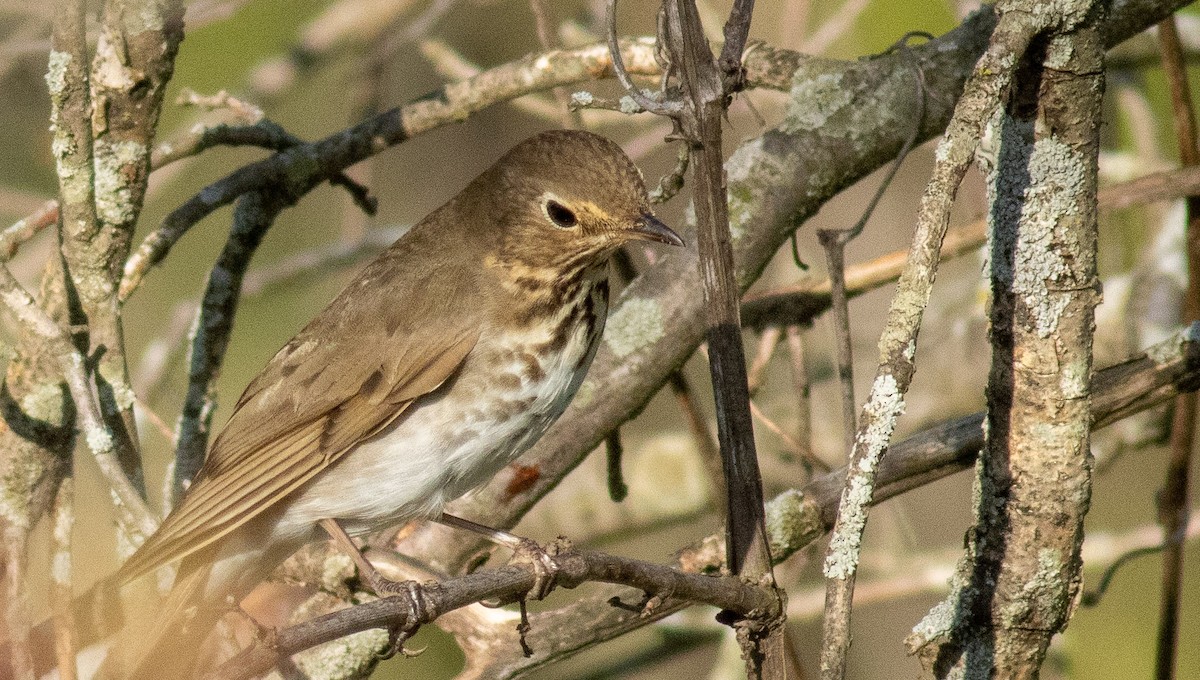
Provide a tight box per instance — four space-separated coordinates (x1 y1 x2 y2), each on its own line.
508 537 560 601
366 579 437 659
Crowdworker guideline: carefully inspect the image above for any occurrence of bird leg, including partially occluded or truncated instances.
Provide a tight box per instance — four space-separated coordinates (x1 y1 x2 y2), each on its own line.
436 513 560 601
318 518 430 657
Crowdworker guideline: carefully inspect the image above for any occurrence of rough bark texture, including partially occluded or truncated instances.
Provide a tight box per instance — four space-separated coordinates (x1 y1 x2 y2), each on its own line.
907 0 1106 675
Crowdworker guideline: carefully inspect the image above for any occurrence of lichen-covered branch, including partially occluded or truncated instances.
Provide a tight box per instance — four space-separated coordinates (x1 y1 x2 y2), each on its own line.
807 7 1036 675
907 0 1107 675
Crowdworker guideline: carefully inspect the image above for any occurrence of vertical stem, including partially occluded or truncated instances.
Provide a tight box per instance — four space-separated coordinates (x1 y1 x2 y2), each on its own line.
667 0 771 582
50 477 78 680
1154 15 1198 680
3 523 34 680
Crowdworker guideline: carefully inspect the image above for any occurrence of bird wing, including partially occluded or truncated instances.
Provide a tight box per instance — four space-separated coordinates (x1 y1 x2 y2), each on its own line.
119 240 482 584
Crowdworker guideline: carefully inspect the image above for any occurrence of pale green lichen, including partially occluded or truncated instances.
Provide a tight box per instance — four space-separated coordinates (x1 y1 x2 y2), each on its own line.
1145 322 1200 366
94 139 147 225
294 627 390 679
782 72 852 133
618 95 643 115
321 551 355 592
985 114 1086 338
764 488 823 561
45 51 71 99
604 297 664 358
908 594 958 647
21 381 66 423
571 91 594 107
292 594 389 678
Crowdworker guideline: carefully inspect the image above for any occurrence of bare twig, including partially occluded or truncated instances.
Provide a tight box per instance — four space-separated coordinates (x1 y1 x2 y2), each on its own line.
605 1 684 115
0 200 58 260
173 192 285 492
668 371 728 512
531 0 585 128
746 325 782 395
1154 15 1199 680
783 326 813 465
605 430 629 502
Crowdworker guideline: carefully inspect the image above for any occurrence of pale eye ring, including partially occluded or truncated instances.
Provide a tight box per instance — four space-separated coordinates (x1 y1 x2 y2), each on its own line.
545 200 578 228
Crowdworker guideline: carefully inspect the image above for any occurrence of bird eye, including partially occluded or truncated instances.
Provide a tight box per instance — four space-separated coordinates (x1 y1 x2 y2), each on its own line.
545 200 578 228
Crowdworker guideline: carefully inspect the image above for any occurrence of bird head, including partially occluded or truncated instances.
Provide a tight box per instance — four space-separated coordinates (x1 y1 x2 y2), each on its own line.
475 130 683 271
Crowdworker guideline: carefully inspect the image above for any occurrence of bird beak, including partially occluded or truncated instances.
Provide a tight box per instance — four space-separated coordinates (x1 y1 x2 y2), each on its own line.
629 212 685 247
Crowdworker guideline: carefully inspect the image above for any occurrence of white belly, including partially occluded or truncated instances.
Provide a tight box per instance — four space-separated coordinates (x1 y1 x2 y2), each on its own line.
272 278 608 542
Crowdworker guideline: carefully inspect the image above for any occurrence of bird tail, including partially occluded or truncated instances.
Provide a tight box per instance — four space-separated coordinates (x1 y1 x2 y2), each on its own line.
98 551 225 680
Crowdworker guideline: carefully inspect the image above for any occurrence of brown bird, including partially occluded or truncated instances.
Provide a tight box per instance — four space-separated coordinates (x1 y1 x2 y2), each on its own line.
112 129 682 676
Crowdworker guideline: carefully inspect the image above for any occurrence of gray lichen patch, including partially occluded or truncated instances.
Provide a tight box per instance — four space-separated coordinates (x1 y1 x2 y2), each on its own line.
764 488 823 561
45 51 71 102
823 373 905 580
1145 322 1200 366
985 114 1087 338
21 381 66 423
726 136 794 246
94 139 147 225
604 297 664 358
782 72 852 133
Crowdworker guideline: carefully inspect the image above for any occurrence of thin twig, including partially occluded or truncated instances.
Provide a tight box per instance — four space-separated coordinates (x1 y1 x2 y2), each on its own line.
783 325 814 466
745 325 782 395
1154 15 1198 680
816 40 929 458
173 192 285 494
605 430 629 502
208 548 780 680
605 0 684 115
0 263 157 537
0 200 58 260
530 0 585 129
49 477 77 680
668 371 728 512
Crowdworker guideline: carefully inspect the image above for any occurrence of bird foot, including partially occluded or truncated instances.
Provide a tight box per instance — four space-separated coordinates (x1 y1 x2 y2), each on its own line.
507 537 560 601
366 578 435 659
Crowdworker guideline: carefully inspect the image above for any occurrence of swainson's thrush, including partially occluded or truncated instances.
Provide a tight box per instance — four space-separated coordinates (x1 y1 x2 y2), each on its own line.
115 129 682 675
